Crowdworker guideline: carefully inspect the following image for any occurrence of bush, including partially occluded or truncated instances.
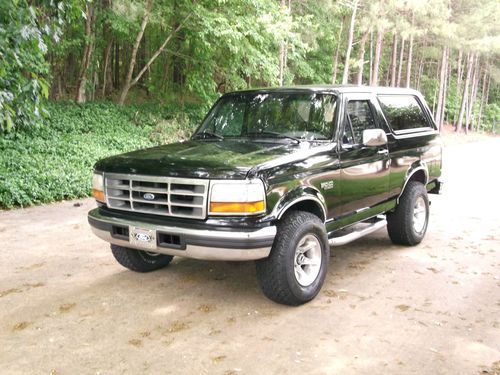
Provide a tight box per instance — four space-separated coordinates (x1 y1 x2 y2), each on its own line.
0 101 203 208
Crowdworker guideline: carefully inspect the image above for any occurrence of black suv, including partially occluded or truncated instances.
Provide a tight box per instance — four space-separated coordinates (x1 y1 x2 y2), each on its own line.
88 85 443 305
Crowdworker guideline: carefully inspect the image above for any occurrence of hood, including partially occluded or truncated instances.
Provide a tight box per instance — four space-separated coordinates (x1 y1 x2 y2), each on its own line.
95 139 310 179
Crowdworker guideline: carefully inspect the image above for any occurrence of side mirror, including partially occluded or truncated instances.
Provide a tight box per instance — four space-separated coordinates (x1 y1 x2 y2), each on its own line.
362 128 387 147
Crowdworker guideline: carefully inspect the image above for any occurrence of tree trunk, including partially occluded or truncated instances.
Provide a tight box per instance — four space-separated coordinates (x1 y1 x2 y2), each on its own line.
416 55 424 90
75 3 95 103
101 38 113 97
435 46 447 128
389 34 398 86
370 28 384 86
456 49 463 92
476 70 488 131
456 52 473 133
342 0 359 85
118 0 153 105
119 11 190 105
99 0 113 98
113 42 120 89
331 15 346 84
278 0 287 86
369 31 373 85
439 47 449 128
467 55 480 131
396 37 405 87
405 14 414 88
355 31 369 85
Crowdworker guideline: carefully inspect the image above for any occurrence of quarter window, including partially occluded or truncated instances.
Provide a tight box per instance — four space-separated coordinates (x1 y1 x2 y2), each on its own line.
378 95 430 132
343 100 377 145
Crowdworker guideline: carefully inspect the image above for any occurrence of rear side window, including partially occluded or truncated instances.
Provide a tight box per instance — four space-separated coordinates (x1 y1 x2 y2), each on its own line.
378 95 431 132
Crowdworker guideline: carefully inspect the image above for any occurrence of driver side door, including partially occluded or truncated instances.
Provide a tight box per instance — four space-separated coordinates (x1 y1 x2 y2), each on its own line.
337 93 390 222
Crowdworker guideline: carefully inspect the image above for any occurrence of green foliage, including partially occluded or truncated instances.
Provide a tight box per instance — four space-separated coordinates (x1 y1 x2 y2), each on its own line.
149 113 197 144
0 1 50 131
482 103 500 132
0 102 203 208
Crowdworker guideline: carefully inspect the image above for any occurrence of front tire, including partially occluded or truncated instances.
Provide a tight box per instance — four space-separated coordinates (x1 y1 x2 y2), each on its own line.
256 211 329 306
111 245 173 272
387 181 429 246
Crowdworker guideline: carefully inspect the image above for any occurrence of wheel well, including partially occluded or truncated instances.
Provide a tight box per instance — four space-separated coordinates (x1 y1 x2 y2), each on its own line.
407 169 427 185
281 200 326 222
398 169 427 203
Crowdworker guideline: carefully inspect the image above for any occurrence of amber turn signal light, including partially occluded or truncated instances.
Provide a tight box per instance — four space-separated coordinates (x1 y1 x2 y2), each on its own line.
92 189 105 202
209 201 265 214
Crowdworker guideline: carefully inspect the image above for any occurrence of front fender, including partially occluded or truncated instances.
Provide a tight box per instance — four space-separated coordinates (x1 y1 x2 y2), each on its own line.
266 186 327 222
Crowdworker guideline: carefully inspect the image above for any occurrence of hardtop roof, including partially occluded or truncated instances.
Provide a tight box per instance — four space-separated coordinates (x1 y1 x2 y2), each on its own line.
224 84 422 96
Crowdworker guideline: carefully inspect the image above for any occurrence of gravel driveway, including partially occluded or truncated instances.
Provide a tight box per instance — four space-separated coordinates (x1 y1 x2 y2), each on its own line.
1 137 499 375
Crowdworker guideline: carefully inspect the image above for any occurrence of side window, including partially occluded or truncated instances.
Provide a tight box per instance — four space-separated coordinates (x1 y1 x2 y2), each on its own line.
378 95 431 132
344 100 377 145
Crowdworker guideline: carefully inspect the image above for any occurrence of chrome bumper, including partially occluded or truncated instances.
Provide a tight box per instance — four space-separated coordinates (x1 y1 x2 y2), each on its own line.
88 208 276 261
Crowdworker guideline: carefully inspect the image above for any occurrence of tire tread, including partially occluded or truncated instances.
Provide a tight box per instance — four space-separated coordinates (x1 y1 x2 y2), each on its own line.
387 181 429 246
256 211 328 305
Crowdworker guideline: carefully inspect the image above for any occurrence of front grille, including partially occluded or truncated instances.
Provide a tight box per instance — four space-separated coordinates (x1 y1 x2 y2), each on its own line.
104 173 209 219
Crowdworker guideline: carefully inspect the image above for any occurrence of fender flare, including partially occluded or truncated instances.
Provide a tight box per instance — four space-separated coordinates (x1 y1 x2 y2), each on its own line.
397 163 429 203
270 186 327 222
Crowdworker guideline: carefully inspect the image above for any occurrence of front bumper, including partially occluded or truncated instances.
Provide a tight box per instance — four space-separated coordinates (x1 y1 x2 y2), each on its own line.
88 208 276 261
428 178 444 195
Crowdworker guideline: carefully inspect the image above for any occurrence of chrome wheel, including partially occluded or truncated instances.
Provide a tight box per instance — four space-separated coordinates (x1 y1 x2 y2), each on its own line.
413 196 427 233
294 234 322 287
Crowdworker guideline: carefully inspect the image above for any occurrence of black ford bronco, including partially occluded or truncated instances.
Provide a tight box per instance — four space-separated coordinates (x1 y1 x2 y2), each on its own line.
88 85 442 305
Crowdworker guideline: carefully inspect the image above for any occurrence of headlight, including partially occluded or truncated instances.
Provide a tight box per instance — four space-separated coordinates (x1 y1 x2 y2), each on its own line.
209 180 266 215
92 173 105 202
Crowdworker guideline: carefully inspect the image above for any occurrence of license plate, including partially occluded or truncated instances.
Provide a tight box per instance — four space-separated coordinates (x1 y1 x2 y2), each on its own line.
129 227 156 250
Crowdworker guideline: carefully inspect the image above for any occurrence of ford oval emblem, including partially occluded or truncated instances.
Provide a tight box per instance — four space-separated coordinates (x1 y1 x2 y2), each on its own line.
135 233 151 242
143 193 155 200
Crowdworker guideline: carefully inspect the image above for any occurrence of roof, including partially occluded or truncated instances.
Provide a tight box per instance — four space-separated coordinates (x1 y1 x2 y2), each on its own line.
225 84 422 96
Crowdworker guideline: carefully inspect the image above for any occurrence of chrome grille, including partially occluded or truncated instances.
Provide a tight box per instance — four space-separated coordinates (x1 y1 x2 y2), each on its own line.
104 173 209 219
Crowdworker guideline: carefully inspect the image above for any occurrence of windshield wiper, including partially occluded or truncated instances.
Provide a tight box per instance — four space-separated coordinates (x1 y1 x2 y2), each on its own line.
246 131 301 143
192 131 224 140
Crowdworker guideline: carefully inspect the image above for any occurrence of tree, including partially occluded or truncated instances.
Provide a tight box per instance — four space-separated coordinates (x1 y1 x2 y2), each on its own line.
435 46 448 128
342 0 359 84
456 52 473 133
75 2 96 103
0 0 58 130
405 12 414 88
118 0 153 105
355 31 369 84
371 28 384 85
331 15 345 84
389 34 398 86
278 0 291 86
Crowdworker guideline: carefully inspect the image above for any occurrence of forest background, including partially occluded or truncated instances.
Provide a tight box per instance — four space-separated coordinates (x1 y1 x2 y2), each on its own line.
0 0 499 207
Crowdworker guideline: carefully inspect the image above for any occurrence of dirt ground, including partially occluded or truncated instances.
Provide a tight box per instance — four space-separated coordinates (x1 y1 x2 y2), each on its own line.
1 135 499 375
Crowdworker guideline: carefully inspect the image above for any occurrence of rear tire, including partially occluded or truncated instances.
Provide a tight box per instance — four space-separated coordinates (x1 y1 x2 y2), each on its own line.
387 181 429 246
255 211 329 306
111 245 173 272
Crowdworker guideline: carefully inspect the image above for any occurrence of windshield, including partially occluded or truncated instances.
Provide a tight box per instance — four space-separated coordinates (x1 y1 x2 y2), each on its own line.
194 92 337 141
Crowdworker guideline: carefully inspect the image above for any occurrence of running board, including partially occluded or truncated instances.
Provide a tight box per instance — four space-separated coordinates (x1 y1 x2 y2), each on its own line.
328 219 387 246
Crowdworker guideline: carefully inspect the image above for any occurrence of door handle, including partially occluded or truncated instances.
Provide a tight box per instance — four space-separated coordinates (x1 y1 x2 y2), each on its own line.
377 149 389 155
